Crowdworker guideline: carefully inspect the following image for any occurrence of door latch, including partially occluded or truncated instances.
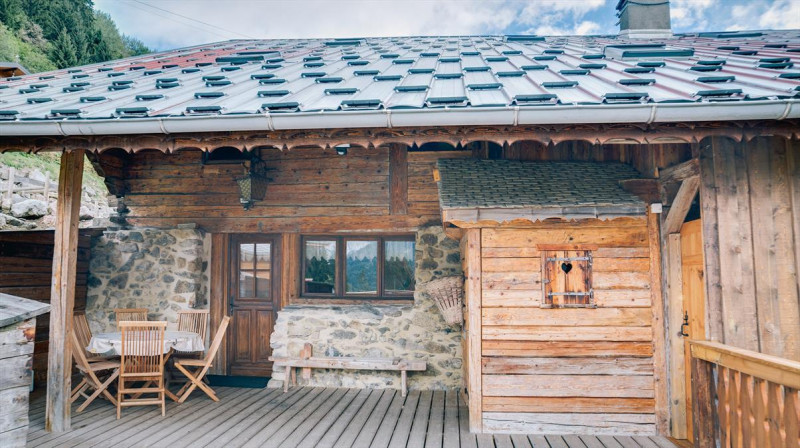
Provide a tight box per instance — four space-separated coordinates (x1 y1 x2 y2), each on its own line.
680 311 689 337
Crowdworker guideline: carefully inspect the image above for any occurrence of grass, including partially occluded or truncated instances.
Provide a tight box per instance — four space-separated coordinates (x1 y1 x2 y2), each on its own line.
0 152 108 194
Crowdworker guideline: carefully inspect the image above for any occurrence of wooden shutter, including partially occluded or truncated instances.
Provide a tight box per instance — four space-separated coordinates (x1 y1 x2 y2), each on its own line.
542 250 593 307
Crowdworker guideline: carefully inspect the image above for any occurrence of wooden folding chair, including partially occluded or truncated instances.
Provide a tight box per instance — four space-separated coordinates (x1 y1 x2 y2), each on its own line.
73 312 111 363
172 316 230 404
115 308 148 328
117 321 167 418
175 309 209 357
70 331 120 412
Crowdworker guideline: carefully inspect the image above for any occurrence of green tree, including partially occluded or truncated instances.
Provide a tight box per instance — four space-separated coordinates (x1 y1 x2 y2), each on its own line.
49 27 77 68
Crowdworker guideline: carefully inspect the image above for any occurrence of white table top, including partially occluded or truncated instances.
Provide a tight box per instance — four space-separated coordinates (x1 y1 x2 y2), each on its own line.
87 330 205 356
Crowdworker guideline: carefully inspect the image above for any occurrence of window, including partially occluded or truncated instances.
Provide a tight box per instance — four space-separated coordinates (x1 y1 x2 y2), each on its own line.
542 250 593 308
302 236 415 300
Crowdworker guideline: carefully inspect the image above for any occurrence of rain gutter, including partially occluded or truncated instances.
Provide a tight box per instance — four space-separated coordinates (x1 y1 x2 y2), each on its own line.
0 99 797 136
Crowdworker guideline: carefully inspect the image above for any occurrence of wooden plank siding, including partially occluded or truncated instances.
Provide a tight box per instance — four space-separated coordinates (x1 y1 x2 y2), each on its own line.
477 221 660 435
111 146 471 232
0 229 98 386
698 136 800 360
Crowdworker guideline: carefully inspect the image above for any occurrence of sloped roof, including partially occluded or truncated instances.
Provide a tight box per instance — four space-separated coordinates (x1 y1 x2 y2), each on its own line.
437 159 647 222
0 30 799 136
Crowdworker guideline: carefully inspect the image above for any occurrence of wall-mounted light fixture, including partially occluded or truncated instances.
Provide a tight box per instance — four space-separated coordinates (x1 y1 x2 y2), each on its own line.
335 144 350 156
236 157 271 210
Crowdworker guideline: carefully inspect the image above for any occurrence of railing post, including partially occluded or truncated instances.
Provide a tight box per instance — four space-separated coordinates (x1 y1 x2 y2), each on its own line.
5 166 14 208
691 355 718 447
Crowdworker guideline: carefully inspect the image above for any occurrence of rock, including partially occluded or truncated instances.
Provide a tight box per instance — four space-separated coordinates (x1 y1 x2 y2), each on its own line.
0 214 5 227
79 206 94 220
29 169 48 184
11 199 47 219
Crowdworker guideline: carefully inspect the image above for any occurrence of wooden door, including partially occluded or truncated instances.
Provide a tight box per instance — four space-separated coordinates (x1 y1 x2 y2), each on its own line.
681 219 705 437
228 235 280 376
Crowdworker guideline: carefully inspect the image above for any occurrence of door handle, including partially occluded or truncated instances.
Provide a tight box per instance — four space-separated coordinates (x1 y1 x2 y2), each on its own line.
228 299 234 316
680 311 689 337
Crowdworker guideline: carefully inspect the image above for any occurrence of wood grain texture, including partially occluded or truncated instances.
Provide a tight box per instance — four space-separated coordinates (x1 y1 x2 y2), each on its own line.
45 149 84 433
464 229 483 433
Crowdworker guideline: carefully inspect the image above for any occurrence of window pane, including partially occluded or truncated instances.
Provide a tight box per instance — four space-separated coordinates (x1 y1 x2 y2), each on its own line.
304 240 336 294
255 243 271 270
239 271 254 297
255 270 270 298
384 240 415 293
239 244 255 270
346 240 378 294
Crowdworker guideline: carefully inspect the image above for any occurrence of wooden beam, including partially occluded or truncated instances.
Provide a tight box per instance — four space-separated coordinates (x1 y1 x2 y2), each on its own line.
619 178 660 203
663 176 699 234
45 149 84 432
647 210 669 435
463 229 482 433
666 234 687 439
659 158 699 184
209 233 229 376
388 144 408 215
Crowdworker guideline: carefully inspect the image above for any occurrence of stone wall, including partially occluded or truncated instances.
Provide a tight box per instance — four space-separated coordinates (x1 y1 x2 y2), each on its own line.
267 224 464 390
85 227 210 333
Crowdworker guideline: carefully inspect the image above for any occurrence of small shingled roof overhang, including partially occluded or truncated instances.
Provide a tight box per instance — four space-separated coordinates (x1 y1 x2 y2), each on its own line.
436 159 648 226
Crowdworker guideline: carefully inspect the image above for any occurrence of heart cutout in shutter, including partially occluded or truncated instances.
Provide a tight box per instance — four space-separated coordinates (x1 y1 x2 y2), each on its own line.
561 262 573 274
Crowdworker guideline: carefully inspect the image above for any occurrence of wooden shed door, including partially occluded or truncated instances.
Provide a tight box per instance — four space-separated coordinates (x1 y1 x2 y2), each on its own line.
228 235 280 376
681 219 705 437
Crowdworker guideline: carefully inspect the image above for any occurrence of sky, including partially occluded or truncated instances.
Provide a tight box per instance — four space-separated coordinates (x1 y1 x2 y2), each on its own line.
94 0 800 51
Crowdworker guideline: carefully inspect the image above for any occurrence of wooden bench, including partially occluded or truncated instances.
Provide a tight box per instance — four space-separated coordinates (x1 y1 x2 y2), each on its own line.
269 343 426 397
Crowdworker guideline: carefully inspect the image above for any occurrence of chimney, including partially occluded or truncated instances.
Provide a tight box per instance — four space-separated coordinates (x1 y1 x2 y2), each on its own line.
616 0 672 39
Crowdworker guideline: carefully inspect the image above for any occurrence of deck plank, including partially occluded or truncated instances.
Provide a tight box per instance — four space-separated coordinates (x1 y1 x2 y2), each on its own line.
528 434 550 447
314 388 373 448
368 388 407 448
279 388 350 448
182 387 284 447
333 388 385 448
262 388 340 448
388 390 422 448
350 389 397 448
442 390 460 448
240 388 326 448
123 388 254 447
425 390 446 448
295 388 360 448
408 390 434 448
458 392 478 448
510 434 532 448
24 386 681 448
203 386 310 448
563 434 588 447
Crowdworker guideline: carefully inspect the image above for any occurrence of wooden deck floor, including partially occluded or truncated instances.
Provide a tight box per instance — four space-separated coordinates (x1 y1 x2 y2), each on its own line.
27 387 683 448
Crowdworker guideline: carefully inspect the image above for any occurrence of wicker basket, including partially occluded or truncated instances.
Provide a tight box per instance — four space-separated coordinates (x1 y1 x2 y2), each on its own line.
427 276 464 325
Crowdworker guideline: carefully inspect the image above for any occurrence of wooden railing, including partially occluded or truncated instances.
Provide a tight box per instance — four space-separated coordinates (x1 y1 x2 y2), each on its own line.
690 340 800 448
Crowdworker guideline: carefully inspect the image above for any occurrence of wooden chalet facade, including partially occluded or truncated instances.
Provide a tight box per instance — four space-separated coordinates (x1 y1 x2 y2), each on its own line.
1 2 800 445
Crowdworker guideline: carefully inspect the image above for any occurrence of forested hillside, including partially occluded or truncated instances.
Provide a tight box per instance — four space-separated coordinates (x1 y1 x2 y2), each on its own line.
0 0 150 73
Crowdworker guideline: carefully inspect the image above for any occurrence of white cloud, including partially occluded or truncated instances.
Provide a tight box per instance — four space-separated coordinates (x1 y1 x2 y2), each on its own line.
670 0 717 29
96 0 521 50
758 0 800 29
534 20 602 36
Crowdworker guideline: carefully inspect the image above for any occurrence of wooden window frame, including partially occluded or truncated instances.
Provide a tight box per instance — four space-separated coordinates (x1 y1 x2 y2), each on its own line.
541 248 595 308
300 234 416 302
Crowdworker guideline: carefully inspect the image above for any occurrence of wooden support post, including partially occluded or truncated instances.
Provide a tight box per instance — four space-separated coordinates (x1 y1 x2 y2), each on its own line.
4 166 14 208
691 356 718 448
464 229 482 433
666 234 687 439
45 149 85 432
648 210 669 435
